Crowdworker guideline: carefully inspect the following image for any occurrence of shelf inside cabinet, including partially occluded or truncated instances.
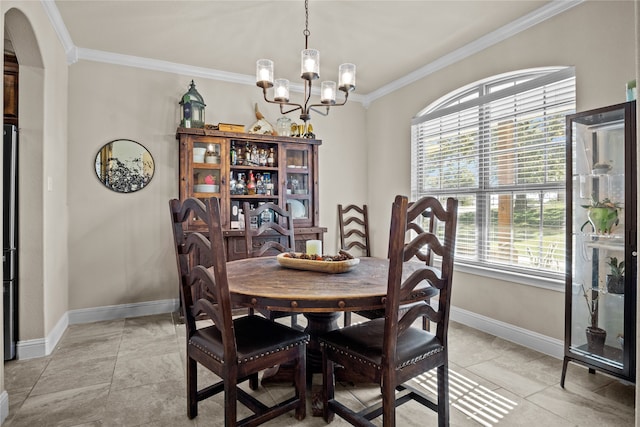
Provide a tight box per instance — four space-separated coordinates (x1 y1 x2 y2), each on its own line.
582 237 625 250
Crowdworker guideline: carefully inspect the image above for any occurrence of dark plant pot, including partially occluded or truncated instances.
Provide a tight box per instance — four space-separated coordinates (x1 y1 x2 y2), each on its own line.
586 326 607 354
606 274 625 294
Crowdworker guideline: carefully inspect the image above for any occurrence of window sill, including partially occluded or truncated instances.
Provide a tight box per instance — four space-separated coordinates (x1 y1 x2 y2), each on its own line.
454 262 565 292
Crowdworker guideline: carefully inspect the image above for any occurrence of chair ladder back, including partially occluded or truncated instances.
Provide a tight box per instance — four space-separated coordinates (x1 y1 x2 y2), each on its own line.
409 196 458 343
170 198 211 328
193 197 238 358
244 202 296 258
338 204 371 257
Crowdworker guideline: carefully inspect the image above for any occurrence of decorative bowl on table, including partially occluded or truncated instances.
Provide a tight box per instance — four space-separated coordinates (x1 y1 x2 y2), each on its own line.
276 252 359 274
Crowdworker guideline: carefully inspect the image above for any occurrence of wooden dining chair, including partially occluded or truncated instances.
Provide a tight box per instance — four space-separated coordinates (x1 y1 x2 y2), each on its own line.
321 195 458 427
243 201 301 329
170 197 309 425
338 204 371 328
339 203 430 331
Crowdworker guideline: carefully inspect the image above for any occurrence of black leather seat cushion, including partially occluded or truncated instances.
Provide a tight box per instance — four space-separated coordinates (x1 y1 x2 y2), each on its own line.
320 317 442 369
189 315 309 364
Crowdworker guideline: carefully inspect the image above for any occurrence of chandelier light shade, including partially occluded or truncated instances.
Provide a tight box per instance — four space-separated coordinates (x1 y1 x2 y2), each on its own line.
256 0 355 123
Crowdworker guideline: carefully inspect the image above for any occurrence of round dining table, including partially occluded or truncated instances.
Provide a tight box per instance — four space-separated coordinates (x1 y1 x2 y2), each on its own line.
225 256 431 373
226 256 390 374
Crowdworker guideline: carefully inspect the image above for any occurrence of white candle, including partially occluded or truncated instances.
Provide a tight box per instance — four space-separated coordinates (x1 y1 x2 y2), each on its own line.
304 58 315 73
259 68 270 82
276 85 288 99
322 86 334 101
306 240 322 256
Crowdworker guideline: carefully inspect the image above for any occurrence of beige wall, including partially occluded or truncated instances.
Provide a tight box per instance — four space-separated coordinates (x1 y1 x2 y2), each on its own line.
65 61 366 310
365 0 636 341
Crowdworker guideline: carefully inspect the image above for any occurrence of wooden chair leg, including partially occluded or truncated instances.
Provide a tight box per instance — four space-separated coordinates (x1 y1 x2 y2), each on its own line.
295 346 307 420
344 312 352 327
249 372 259 390
225 374 238 426
437 364 450 427
322 352 335 423
382 372 396 427
187 357 198 419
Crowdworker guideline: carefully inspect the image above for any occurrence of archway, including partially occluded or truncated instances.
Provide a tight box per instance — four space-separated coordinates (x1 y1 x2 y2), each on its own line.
4 7 46 359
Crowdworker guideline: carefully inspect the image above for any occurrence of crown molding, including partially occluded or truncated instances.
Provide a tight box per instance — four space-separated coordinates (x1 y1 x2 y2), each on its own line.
43 0 581 107
40 0 76 63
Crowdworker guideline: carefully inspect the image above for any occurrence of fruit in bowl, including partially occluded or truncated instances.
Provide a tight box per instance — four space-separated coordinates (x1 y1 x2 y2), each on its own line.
283 250 354 262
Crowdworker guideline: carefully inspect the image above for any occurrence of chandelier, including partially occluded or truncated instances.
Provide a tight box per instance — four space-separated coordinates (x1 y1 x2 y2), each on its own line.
256 0 356 123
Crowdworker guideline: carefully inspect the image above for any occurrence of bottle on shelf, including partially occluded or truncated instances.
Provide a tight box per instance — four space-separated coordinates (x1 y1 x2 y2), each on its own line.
230 141 237 165
267 148 275 167
264 173 274 196
229 171 237 194
256 173 266 195
286 178 293 194
247 171 257 195
259 149 267 166
236 145 244 165
245 142 252 165
236 173 246 195
252 145 259 166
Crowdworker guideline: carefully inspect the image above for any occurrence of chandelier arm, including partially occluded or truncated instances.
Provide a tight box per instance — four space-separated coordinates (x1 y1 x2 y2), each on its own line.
309 106 330 117
261 87 303 115
307 90 350 115
279 104 303 116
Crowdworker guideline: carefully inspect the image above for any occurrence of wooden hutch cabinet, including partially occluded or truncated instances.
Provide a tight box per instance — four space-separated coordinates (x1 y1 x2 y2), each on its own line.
176 127 325 260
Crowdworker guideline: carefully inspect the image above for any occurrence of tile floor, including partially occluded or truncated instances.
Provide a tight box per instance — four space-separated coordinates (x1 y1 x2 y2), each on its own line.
2 312 635 426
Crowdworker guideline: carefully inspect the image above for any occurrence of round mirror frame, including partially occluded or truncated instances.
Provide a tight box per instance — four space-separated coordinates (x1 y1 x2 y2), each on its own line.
95 139 155 193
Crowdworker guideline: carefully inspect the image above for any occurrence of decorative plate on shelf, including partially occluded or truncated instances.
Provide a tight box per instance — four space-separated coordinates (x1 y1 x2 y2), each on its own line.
288 199 306 219
276 253 360 274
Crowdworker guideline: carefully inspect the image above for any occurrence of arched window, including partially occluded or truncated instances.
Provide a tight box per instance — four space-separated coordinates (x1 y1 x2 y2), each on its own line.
411 67 575 283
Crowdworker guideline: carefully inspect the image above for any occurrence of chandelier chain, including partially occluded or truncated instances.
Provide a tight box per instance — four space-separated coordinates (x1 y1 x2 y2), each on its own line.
304 0 310 43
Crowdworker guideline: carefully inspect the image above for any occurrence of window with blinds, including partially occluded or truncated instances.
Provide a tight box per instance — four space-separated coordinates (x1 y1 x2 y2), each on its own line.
411 67 575 278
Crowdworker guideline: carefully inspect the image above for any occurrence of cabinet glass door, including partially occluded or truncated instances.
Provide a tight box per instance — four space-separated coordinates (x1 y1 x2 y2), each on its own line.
565 101 636 382
284 145 312 225
192 140 222 197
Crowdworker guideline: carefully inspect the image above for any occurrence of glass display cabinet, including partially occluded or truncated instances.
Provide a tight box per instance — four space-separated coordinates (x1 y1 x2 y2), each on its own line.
562 101 636 385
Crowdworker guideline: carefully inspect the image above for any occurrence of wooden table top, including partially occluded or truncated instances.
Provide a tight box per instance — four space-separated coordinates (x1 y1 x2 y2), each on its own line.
225 256 389 313
226 256 431 313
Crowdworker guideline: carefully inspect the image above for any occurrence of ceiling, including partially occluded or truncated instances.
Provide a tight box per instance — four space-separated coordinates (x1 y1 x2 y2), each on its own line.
24 1 582 101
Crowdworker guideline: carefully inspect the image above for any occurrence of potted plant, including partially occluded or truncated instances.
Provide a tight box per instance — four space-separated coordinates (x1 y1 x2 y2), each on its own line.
580 197 621 234
605 256 625 294
581 284 606 353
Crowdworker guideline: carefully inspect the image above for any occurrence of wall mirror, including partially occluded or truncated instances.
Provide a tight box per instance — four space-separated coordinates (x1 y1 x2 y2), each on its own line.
95 139 154 193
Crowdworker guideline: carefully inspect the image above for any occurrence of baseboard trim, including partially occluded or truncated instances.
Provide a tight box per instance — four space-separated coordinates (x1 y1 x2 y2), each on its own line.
450 305 564 359
15 299 179 360
13 300 561 362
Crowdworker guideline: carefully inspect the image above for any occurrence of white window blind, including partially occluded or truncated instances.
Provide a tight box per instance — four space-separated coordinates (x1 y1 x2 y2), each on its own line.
411 67 575 277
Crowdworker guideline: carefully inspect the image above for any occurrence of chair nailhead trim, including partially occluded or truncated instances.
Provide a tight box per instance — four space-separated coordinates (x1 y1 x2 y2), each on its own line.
189 339 309 364
321 342 443 370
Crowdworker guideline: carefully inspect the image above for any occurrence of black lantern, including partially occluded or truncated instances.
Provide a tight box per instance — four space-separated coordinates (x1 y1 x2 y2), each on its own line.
179 80 206 128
